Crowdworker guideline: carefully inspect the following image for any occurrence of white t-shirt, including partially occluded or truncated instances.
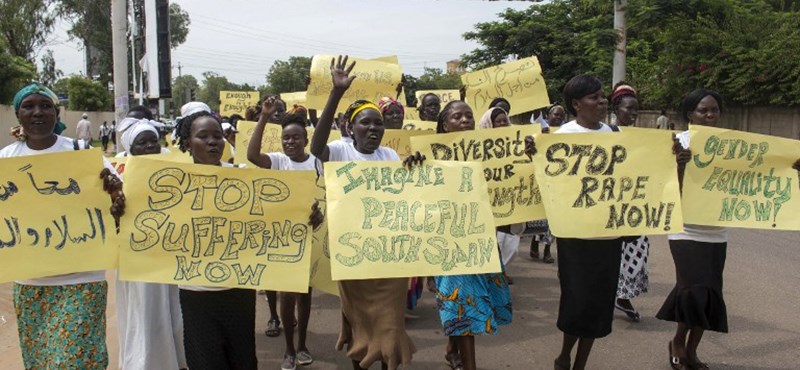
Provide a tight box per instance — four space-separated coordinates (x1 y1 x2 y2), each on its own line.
556 120 616 133
0 135 116 286
554 121 617 240
327 140 399 162
180 162 240 292
267 152 320 172
669 130 727 243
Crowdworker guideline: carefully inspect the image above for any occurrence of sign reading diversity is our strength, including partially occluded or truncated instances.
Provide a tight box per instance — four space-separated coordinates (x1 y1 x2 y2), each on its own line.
325 160 501 280
533 130 684 238
219 90 259 117
119 156 316 292
411 125 545 225
461 56 549 118
0 150 118 282
683 125 800 230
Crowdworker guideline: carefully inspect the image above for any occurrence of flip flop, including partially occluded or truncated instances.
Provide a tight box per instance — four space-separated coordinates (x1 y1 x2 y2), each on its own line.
668 341 684 370
615 301 641 322
265 319 281 337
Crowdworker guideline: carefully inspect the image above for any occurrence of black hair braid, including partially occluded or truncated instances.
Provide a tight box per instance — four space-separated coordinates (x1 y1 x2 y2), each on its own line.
436 100 462 134
176 111 217 152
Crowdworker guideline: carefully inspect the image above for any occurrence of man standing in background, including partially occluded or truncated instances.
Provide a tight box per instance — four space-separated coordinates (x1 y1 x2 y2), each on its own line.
656 110 669 129
76 113 93 142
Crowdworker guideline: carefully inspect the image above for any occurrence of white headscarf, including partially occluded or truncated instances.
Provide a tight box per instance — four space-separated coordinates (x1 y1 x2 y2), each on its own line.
181 102 212 117
478 107 508 129
118 117 163 153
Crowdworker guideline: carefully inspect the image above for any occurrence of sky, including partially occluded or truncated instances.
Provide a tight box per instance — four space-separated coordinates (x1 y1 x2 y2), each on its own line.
46 0 532 86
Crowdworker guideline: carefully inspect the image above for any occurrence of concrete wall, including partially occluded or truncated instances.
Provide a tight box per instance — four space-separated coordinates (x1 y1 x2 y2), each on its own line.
634 107 800 139
0 105 116 148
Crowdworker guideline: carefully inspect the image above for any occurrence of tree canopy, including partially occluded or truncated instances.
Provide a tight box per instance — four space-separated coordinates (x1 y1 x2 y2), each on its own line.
462 0 800 108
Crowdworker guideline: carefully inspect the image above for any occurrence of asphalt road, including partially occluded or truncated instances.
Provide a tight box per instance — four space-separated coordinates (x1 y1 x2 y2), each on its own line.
2 229 799 369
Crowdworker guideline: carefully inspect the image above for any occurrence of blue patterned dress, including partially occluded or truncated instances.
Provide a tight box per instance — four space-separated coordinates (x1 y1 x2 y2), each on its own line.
433 273 512 336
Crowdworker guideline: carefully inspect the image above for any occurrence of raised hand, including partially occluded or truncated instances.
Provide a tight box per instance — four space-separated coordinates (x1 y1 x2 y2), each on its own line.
330 55 356 93
100 168 125 222
459 85 467 101
259 95 279 121
793 158 800 171
10 126 25 141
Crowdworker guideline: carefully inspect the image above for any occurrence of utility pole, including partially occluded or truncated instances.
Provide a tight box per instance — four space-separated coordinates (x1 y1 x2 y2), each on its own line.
612 0 628 86
177 61 182 77
112 0 128 154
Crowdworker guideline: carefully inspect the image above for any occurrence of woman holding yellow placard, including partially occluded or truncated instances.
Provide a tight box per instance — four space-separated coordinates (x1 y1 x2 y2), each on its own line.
311 55 417 370
549 75 623 370
1 82 125 370
657 89 727 370
173 106 323 370
248 98 321 370
430 100 515 370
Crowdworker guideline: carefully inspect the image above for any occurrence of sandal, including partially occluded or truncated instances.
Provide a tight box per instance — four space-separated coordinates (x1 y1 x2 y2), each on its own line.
445 352 463 370
530 249 540 260
685 360 710 370
265 318 281 337
668 341 684 370
615 299 641 322
542 254 555 264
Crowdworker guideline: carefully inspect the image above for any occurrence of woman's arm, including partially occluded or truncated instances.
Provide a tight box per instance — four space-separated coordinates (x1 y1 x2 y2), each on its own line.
247 96 279 169
310 55 356 163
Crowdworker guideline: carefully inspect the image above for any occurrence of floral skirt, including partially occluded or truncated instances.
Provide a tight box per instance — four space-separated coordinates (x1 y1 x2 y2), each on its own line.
433 273 512 336
13 281 109 369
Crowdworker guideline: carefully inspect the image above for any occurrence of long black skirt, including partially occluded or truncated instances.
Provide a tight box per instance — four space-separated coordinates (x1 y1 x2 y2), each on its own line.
656 239 728 332
556 237 622 338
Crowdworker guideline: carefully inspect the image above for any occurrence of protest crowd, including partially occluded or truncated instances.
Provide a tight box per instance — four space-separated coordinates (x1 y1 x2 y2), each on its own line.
4 51 800 370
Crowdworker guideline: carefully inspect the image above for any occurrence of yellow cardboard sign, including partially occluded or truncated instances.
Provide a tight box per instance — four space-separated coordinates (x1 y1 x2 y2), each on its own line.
683 125 800 230
411 125 545 225
118 156 316 292
307 55 402 113
0 149 118 282
309 175 338 295
404 108 420 121
324 160 500 280
219 90 259 117
461 56 549 118
415 89 460 105
402 119 437 131
234 121 342 167
109 156 128 175
280 91 307 108
381 129 434 158
532 131 684 238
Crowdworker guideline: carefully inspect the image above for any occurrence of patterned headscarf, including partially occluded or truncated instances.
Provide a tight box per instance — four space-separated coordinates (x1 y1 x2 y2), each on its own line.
378 97 404 116
13 82 66 135
611 84 637 107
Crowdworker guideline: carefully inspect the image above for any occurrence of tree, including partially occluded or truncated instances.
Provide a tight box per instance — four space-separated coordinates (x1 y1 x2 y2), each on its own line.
40 49 63 87
171 74 199 110
463 0 800 108
0 0 56 61
198 72 242 111
0 39 37 104
402 68 464 105
262 56 312 94
169 3 190 49
57 75 113 111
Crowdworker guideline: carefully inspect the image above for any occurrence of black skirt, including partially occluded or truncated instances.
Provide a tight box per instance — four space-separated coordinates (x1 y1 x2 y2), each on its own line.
180 288 257 370
656 239 728 332
556 237 622 338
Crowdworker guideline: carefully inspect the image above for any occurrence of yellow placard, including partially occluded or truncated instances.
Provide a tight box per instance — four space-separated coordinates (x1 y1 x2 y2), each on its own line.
402 119 437 131
411 126 545 225
307 55 403 113
381 129 434 158
109 156 128 175
234 121 341 167
325 160 500 280
0 149 118 282
309 175 338 295
683 125 800 230
404 108 420 121
280 91 307 108
118 156 316 292
461 56 549 118
219 90 259 117
415 89 460 105
532 131 684 238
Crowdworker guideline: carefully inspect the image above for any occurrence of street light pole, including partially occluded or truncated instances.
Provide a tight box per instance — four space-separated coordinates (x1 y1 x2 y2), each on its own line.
612 0 628 86
111 0 129 154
